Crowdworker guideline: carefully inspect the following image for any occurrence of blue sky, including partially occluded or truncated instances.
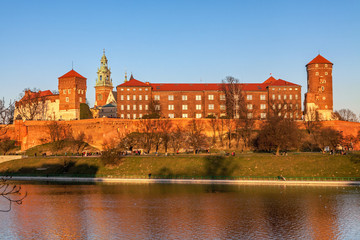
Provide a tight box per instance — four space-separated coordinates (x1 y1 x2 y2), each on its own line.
1 0 359 115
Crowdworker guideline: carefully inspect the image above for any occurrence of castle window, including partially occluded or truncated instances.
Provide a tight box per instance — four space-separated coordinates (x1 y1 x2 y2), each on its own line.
139 88 142 91
154 95 160 101
100 76 102 80
133 89 136 91
272 104 276 109
284 88 287 90
127 114 130 119
295 95 298 100
247 95 252 100
168 105 174 110
145 95 148 101
220 95 225 100
247 104 253 110
139 114 143 118
182 105 188 110
284 95 287 100
209 104 214 110
133 105 136 110
120 114 124 119
290 113 293 118
68 89 71 94
289 95 293 100
220 105 226 110
295 88 298 91
196 113 202 118
196 105 201 110
208 95 214 100
139 105 143 110
145 88 148 91
247 113 253 119
196 95 201 101
290 104 293 109
145 105 148 110
316 72 319 76
261 113 266 119
121 88 124 91
139 95 142 101
66 97 69 102
284 113 287 118
289 88 292 91
63 90 66 94
127 95 130 100
278 104 281 109
182 113 188 118
272 88 275 90
260 104 266 110
121 105 124 110
169 95 174 101
278 88 281 91
296 104 299 109
321 86 325 91
78 90 81 94
284 104 287 109
121 95 124 100
155 105 160 110
278 95 281 100
325 72 328 75
182 95 187 101
325 64 328 67
98 94 103 100
168 113 175 118
133 95 136 100
272 94 275 100
322 96 326 100
127 105 130 110
127 88 130 91
325 105 328 109
79 97 82 102
316 64 318 67
133 114 136 119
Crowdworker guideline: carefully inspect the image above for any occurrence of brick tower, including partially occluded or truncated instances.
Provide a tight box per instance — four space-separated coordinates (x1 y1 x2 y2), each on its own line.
58 69 87 120
304 54 334 120
94 49 113 107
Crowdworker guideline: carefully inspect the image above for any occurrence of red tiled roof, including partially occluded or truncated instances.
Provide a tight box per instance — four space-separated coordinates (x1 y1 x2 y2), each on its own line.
59 69 86 79
265 79 300 87
307 54 332 65
118 78 150 87
117 77 300 91
18 90 54 102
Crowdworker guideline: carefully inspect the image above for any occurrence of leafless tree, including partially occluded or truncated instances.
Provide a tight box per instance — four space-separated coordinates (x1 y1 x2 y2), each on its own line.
169 124 185 153
157 119 173 153
221 76 246 119
143 99 161 119
335 109 358 122
315 127 342 152
15 89 48 120
0 177 27 212
0 98 14 125
185 119 208 154
47 121 73 152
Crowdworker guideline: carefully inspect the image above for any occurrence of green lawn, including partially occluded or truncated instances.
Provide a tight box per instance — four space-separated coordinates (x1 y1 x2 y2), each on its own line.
1 152 359 179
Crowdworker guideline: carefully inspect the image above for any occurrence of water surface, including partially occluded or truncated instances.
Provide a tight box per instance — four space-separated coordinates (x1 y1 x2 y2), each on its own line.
1 182 359 239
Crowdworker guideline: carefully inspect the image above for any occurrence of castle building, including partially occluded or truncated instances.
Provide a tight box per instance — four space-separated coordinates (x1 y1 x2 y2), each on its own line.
15 69 87 121
115 75 302 120
304 54 334 120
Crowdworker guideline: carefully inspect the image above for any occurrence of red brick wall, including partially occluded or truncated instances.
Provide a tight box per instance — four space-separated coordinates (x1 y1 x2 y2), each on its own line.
58 76 87 111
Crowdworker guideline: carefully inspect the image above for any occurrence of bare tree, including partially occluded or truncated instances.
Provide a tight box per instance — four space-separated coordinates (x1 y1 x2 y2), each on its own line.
185 119 208 154
15 89 49 120
221 76 246 119
169 124 185 153
143 99 161 119
0 98 14 125
47 121 73 152
335 109 358 122
1 177 27 212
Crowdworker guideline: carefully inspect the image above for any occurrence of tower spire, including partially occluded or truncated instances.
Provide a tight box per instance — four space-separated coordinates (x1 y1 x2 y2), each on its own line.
124 71 128 82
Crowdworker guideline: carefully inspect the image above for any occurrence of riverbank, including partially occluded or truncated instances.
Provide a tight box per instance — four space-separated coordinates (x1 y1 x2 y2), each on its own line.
4 176 360 186
1 152 360 179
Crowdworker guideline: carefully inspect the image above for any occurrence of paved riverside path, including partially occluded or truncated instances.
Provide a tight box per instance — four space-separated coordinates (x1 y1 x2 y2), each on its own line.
5 176 360 186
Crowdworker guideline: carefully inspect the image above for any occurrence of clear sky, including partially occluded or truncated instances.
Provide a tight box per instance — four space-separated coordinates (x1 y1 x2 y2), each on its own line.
1 0 359 115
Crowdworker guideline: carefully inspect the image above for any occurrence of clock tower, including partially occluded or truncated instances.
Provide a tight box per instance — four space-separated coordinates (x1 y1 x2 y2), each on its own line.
94 49 113 107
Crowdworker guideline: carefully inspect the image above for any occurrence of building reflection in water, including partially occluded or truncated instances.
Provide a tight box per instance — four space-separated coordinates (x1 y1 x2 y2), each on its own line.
1 183 359 239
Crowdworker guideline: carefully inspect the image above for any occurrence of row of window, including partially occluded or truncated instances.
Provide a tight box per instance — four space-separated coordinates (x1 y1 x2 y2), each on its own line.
63 89 85 94
272 104 299 109
120 88 149 91
315 72 329 76
271 94 298 100
65 97 83 103
271 88 298 91
120 105 149 111
120 95 149 101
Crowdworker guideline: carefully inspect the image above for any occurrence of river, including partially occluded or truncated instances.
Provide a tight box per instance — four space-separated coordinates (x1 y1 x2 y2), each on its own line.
0 182 359 239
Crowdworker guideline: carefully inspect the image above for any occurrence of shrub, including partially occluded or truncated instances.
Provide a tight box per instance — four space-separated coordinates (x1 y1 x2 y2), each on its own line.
100 148 124 166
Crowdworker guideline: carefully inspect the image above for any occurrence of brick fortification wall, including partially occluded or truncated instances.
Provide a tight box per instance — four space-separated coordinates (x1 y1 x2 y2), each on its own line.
2 119 360 151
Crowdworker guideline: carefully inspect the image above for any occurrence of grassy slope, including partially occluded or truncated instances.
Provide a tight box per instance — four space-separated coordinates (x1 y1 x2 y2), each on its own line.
0 153 359 178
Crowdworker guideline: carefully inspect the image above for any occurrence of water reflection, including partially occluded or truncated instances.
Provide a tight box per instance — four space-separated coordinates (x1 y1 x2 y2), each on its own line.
1 183 360 239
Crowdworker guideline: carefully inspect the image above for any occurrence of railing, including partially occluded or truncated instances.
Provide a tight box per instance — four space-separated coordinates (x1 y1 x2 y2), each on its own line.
2 173 360 182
